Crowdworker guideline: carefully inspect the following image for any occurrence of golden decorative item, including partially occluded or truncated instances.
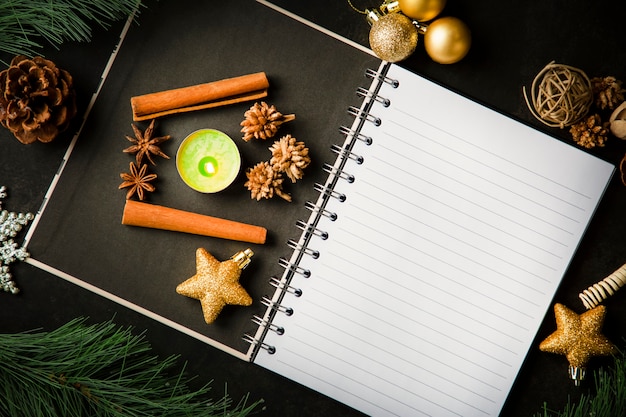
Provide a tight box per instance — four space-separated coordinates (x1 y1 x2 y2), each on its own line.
423 17 471 64
350 0 470 63
368 12 418 63
176 248 253 324
523 62 593 128
397 0 446 22
539 303 616 385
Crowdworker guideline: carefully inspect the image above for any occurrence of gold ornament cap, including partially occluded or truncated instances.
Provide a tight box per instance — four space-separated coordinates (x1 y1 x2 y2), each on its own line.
365 8 383 25
380 0 401 14
568 365 586 386
231 248 254 269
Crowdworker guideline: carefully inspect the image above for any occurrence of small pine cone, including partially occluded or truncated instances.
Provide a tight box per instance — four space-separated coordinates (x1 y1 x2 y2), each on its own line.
591 76 625 110
269 134 311 183
569 113 609 148
0 55 76 144
240 101 295 142
245 161 292 202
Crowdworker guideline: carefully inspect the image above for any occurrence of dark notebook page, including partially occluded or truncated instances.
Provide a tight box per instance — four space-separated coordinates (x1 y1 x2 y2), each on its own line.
25 0 380 357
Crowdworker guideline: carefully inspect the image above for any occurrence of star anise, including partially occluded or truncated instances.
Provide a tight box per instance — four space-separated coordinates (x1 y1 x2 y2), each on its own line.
119 162 157 200
123 119 171 165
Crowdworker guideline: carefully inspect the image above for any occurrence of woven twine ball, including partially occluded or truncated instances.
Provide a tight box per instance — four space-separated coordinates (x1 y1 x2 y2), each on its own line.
523 62 593 128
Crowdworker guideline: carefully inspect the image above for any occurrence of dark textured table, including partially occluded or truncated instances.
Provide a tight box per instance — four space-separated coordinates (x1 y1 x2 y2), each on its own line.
2 1 626 416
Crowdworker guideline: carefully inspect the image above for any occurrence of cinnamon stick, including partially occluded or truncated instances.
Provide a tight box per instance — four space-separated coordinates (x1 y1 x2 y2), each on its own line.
122 200 267 244
130 72 270 121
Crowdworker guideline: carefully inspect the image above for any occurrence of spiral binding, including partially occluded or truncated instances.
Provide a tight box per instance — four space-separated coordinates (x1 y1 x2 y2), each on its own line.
246 65 392 358
323 162 355 183
242 333 276 354
314 182 346 202
295 219 328 240
305 200 337 221
270 276 302 297
348 105 381 126
331 143 364 164
339 125 373 145
356 86 391 107
261 295 294 316
366 67 399 88
579 262 626 309
252 315 285 335
288 238 320 259
278 256 311 278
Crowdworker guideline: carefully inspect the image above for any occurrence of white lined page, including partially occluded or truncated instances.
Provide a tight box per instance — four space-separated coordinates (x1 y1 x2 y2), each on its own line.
255 63 613 416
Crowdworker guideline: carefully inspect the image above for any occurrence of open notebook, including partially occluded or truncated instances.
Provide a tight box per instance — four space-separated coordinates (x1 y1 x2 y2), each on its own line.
23 1 613 417
248 59 614 416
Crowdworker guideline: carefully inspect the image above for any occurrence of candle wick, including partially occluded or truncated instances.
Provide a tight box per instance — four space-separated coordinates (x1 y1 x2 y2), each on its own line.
197 155 219 177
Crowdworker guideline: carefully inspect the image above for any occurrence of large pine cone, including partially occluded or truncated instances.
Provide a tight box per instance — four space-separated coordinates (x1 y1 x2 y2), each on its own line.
0 55 77 144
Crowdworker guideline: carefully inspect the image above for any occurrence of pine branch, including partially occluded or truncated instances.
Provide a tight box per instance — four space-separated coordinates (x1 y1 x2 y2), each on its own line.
0 0 144 58
0 318 263 417
535 348 626 417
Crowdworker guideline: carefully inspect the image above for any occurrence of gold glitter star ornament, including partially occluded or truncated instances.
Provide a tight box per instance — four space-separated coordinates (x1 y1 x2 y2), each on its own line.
176 248 254 324
539 303 616 385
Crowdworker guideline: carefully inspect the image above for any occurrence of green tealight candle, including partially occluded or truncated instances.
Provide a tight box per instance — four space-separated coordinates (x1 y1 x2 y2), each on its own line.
176 129 241 193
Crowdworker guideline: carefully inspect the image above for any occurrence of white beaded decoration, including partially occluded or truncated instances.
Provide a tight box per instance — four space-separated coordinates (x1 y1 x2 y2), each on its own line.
0 186 34 294
579 263 626 309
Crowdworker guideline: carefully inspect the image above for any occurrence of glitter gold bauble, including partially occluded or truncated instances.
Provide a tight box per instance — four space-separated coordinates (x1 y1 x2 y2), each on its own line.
369 13 418 63
539 303 616 385
398 0 446 22
423 16 471 64
176 248 253 324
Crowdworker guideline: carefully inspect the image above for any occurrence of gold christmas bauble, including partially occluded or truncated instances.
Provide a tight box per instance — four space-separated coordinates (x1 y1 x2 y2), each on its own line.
423 16 471 64
369 13 418 63
398 0 446 22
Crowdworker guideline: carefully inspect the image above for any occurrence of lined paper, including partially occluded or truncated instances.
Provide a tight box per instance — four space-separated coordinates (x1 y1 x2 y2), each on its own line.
255 63 613 416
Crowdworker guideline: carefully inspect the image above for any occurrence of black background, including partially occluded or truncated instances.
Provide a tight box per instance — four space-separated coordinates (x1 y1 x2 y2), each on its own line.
3 1 626 416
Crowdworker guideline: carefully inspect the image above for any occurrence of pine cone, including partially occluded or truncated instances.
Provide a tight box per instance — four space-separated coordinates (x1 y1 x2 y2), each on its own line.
569 113 609 148
591 76 624 110
269 134 311 183
244 161 292 202
240 101 295 142
0 55 76 144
